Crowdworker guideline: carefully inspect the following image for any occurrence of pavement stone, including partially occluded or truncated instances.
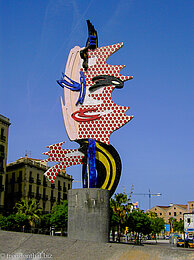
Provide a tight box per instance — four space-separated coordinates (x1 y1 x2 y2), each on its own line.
0 230 194 260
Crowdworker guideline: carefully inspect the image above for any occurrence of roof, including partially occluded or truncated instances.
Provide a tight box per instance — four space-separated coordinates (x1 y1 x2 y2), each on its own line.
157 206 170 209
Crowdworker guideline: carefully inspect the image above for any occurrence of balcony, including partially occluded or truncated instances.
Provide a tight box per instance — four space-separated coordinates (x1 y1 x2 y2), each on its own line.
0 135 6 142
0 152 5 159
36 194 42 200
29 177 34 183
42 195 48 201
36 179 41 185
17 177 22 183
15 191 23 197
28 192 35 198
43 181 47 187
50 196 56 202
0 185 4 192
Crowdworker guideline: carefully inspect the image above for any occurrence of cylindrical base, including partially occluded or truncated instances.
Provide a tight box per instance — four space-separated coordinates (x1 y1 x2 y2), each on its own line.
68 188 110 243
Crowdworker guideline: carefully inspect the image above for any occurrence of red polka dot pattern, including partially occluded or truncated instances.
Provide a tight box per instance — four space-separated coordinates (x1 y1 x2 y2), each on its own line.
78 42 133 144
42 142 84 182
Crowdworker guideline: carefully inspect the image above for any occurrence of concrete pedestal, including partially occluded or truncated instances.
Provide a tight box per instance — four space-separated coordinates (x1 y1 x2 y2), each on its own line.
68 188 110 242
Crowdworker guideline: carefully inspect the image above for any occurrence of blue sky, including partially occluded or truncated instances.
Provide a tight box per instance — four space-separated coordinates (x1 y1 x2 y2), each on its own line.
0 0 193 210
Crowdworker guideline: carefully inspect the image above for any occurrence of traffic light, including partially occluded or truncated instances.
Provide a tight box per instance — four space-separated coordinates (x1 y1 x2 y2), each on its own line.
125 227 129 234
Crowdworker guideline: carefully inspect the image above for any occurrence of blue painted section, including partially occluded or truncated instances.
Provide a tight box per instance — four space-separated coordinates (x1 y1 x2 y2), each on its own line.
57 71 86 105
88 139 97 188
88 35 97 49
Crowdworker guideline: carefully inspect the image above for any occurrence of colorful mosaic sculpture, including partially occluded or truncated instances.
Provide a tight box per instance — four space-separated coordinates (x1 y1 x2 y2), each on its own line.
43 20 133 196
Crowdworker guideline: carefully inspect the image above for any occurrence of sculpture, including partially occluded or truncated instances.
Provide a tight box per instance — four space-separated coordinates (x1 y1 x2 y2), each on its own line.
43 20 133 196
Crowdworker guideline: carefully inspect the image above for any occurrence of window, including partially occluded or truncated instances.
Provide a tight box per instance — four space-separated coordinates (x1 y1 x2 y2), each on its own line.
43 202 46 211
174 212 176 216
36 186 39 195
160 213 162 216
1 128 4 137
174 207 176 210
179 212 182 215
0 145 4 152
68 183 70 190
58 192 61 202
169 212 171 215
29 184 32 193
12 172 15 182
63 193 67 200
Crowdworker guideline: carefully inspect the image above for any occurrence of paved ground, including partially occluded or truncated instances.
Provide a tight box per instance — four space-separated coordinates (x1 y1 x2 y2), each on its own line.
0 231 194 260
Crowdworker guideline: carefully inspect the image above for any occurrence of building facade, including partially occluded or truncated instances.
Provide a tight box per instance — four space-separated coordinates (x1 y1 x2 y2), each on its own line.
149 202 194 223
5 156 73 214
0 114 11 214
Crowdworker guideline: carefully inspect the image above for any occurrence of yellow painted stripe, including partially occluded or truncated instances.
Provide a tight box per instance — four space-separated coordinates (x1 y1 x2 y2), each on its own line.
95 150 110 189
96 143 116 191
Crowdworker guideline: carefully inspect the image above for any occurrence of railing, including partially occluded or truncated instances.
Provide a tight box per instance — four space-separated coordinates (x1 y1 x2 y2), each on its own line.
28 192 35 198
0 185 4 192
0 152 5 159
17 177 22 183
37 179 41 185
36 194 42 200
43 181 47 187
0 135 6 142
29 177 34 183
15 191 23 197
50 196 56 202
42 195 48 201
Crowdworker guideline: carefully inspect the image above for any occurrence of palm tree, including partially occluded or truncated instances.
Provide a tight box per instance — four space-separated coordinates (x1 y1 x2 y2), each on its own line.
110 193 131 242
14 199 42 229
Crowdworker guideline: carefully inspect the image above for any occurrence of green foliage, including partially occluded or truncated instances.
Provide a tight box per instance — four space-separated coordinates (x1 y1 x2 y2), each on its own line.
50 200 68 230
127 210 152 235
150 215 165 235
14 199 42 227
110 192 132 241
171 219 184 233
40 213 51 229
0 214 29 231
0 216 9 230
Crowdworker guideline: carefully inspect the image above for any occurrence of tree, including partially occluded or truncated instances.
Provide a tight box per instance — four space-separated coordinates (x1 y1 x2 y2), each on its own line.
110 193 131 242
127 210 152 243
50 200 68 235
150 214 165 242
0 214 29 231
14 199 42 228
171 219 184 233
